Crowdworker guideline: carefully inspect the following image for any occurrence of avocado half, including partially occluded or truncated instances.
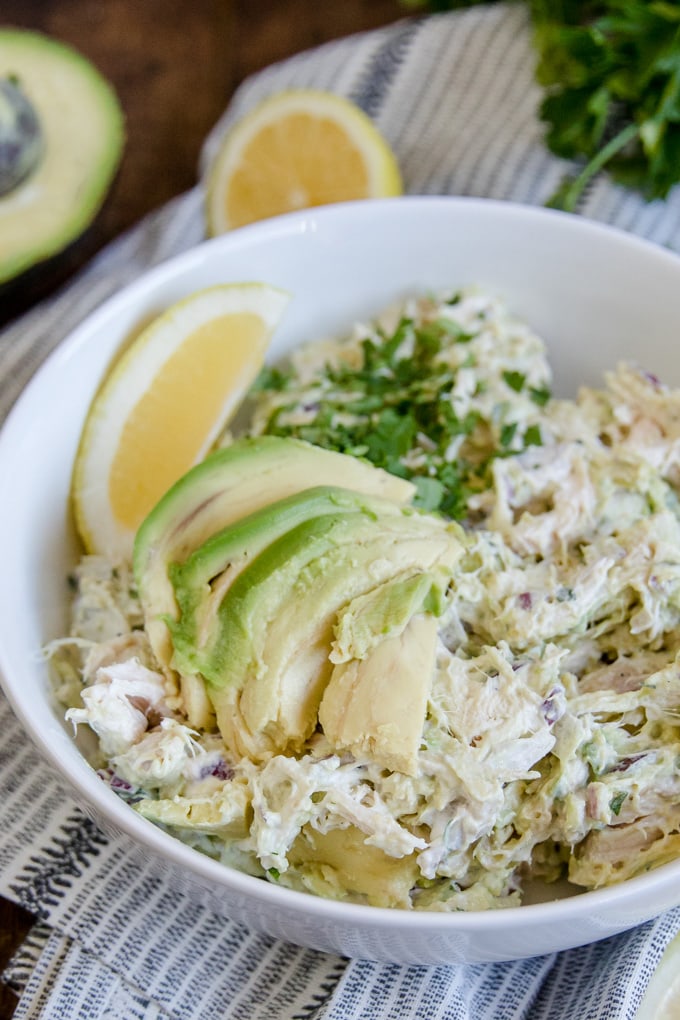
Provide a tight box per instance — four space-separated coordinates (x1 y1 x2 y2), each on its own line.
0 28 124 286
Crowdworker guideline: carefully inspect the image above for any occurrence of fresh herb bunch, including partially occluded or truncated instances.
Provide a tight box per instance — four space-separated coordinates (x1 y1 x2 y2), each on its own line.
402 0 680 210
534 0 680 210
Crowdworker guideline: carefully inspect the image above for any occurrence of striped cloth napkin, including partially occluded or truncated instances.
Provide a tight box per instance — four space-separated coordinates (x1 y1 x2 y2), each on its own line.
2 5 680 1017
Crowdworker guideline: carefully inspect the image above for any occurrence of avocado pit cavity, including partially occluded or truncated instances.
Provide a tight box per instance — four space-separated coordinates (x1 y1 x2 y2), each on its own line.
0 76 43 196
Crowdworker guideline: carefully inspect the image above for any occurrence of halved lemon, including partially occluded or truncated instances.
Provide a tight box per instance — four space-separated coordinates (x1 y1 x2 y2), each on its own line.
205 89 403 234
72 282 290 561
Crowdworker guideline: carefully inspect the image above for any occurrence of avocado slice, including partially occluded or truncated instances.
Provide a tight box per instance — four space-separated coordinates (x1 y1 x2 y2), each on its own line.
319 612 439 776
330 570 446 664
134 436 416 680
0 29 124 286
199 508 463 759
288 824 420 908
168 484 406 674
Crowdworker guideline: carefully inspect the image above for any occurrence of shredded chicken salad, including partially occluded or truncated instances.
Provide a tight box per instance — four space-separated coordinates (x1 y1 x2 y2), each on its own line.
51 289 680 911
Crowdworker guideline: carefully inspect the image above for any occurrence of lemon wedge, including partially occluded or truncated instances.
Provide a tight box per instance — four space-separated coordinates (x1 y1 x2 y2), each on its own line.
205 89 403 234
72 282 289 561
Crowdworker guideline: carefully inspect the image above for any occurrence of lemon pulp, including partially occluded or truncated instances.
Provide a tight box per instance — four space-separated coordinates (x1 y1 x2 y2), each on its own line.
225 114 371 227
109 312 264 529
206 90 402 235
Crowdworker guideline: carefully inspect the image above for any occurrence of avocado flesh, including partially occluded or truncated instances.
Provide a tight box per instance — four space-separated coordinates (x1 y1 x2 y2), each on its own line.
0 29 124 285
288 824 419 908
200 511 463 759
135 779 250 839
330 570 446 664
134 436 415 680
242 548 454 758
319 612 439 777
169 484 406 673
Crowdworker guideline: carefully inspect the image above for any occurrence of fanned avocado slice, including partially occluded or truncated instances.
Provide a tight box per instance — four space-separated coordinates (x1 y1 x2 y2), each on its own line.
133 436 415 677
199 508 463 759
168 483 406 674
319 612 440 777
0 29 124 285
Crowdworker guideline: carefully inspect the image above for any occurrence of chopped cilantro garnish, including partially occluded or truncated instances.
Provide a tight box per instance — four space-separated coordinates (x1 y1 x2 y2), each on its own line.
365 409 417 475
251 365 292 392
524 424 543 447
609 792 627 816
412 476 445 511
435 317 475 343
503 370 526 392
253 307 550 520
530 386 551 407
500 422 519 448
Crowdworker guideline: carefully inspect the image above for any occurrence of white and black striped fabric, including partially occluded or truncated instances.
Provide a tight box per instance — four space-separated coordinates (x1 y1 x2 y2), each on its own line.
2 6 680 1017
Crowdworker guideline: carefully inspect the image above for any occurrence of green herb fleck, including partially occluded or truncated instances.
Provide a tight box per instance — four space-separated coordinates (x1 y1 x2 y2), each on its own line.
252 365 292 393
530 386 551 407
609 791 627 816
503 370 526 392
524 423 543 447
412 476 445 511
500 422 519 448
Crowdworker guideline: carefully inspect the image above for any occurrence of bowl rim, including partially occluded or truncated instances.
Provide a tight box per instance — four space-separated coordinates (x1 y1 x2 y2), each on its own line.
2 193 680 934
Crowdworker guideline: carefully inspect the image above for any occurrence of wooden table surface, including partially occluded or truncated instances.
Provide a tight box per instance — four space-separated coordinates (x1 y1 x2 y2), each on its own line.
1 0 406 326
0 3 406 1012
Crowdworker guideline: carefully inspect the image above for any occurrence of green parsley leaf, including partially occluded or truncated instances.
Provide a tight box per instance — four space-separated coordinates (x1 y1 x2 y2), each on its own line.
533 0 680 208
523 423 543 447
365 408 417 467
500 422 519 447
412 476 445 510
503 370 526 392
609 791 627 816
530 385 552 406
251 365 292 392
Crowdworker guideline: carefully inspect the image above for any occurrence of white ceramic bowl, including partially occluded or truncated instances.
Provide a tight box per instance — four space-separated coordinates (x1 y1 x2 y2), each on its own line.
2 196 680 966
